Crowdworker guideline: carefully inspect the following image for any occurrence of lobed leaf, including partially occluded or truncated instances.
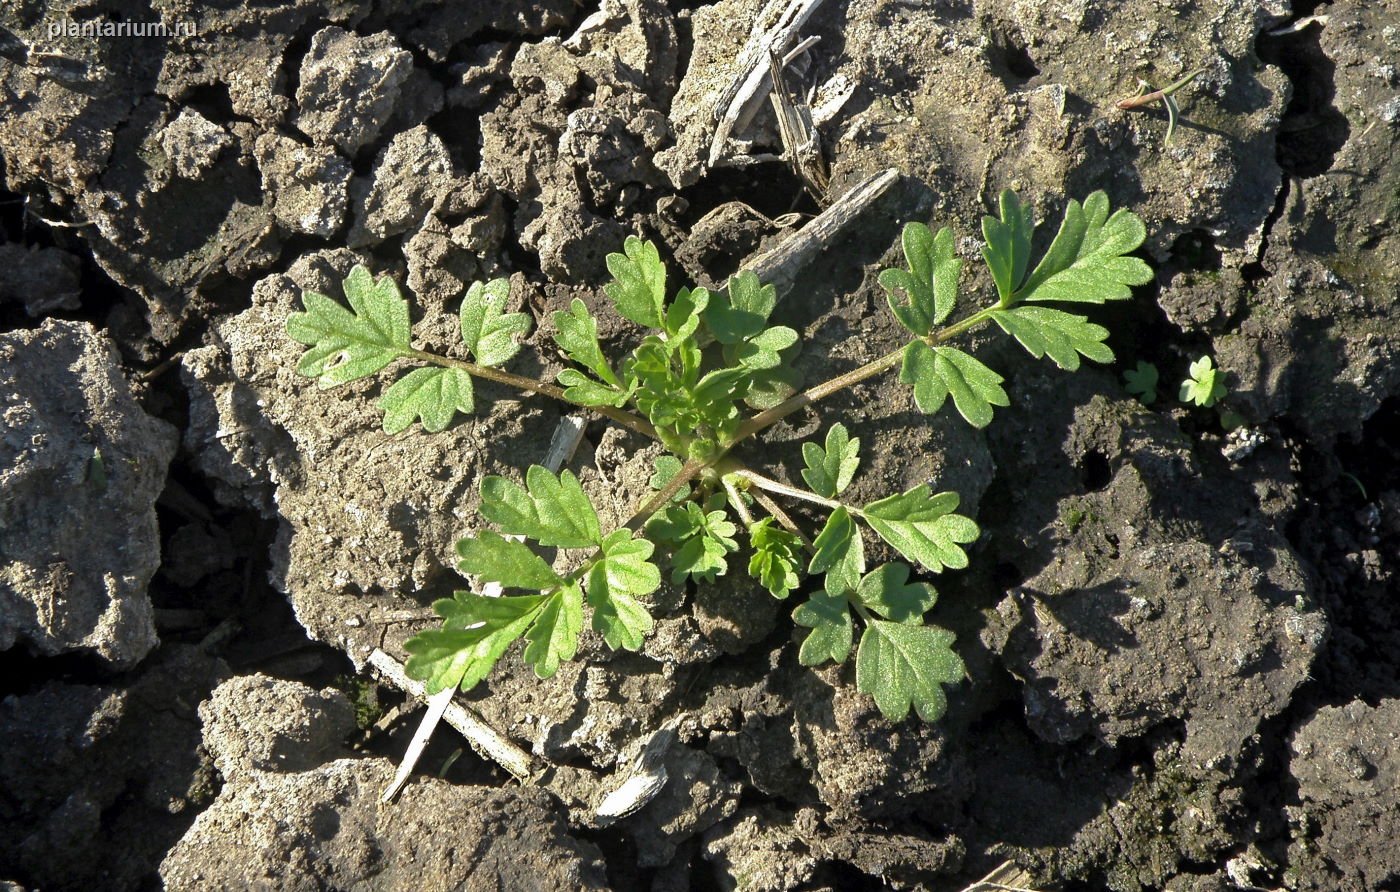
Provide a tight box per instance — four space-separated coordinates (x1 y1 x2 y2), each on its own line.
900 342 1009 428
1123 360 1159 404
747 518 803 599
861 486 979 573
646 499 739 584
455 531 562 591
460 278 530 367
989 304 1115 370
1180 355 1227 407
793 590 854 665
605 237 667 329
729 325 799 371
664 286 710 341
854 563 938 622
406 591 544 694
379 366 474 434
801 423 861 499
1017 192 1153 304
287 265 411 387
586 530 660 650
809 506 866 597
879 223 960 336
479 466 602 549
523 582 584 678
856 620 964 722
704 270 777 344
553 298 626 404
981 190 1035 304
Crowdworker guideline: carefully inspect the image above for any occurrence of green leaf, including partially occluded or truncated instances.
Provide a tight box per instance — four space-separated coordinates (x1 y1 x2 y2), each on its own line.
648 454 690 502
287 265 411 387
460 278 530 367
1016 192 1152 304
981 190 1035 303
586 530 660 649
553 298 622 390
989 304 1115 370
704 270 776 344
802 423 861 498
455 531 563 591
523 582 584 678
740 362 802 410
856 620 964 722
861 486 979 573
1123 360 1159 404
645 499 739 584
664 286 710 341
479 466 602 548
854 563 937 622
793 590 854 665
1180 355 1227 407
900 342 1009 428
378 366 474 433
879 223 960 336
405 592 543 694
605 237 667 329
730 325 799 371
809 506 865 597
748 518 803 599
557 369 630 407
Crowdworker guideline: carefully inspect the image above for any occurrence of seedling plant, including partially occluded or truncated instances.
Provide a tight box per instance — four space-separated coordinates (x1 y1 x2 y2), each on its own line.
287 190 1152 722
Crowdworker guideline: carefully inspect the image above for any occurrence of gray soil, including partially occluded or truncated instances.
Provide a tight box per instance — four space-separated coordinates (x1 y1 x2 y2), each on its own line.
2 0 1399 890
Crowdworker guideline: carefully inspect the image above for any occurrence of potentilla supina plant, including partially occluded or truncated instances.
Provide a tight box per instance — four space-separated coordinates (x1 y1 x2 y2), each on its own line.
286 189 1153 722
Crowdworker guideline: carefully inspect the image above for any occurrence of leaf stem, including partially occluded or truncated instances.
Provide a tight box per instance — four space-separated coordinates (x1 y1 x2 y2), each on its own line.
744 486 813 548
731 469 846 512
720 475 756 527
408 348 658 441
729 304 1000 445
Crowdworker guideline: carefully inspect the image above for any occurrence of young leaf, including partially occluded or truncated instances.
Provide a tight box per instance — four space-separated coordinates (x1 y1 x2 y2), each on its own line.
900 342 1009 429
748 518 803 599
981 190 1035 304
523 582 584 678
1016 192 1153 304
586 530 660 650
856 620 964 722
793 590 854 665
287 265 410 387
729 325 799 371
479 466 602 549
664 286 710 341
553 298 625 402
460 278 530 367
379 366 475 434
645 500 739 584
455 531 563 591
802 423 861 499
861 486 979 573
809 506 866 597
1123 360 1159 404
1180 355 1227 407
989 304 1115 370
605 237 667 329
648 455 690 503
854 563 938 622
879 223 960 336
704 270 777 344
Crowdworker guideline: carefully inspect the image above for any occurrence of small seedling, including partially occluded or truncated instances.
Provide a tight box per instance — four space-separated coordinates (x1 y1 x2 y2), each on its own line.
1116 66 1206 145
1179 355 1227 407
287 190 1152 723
1123 360 1159 404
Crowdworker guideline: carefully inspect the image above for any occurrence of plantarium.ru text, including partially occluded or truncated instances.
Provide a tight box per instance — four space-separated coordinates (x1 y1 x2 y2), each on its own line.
286 190 1152 722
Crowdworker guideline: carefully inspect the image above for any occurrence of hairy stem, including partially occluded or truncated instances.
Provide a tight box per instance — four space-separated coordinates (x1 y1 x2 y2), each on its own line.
744 486 813 548
732 469 845 511
408 348 658 441
720 475 756 527
731 305 1000 445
